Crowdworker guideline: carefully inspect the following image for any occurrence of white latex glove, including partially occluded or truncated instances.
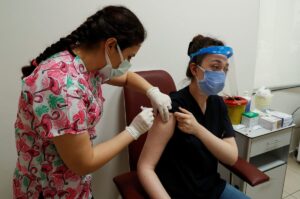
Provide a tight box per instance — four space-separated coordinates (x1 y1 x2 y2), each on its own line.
146 87 172 122
126 107 154 140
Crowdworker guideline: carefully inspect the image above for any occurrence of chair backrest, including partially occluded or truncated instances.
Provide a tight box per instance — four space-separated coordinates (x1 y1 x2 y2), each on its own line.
123 70 176 171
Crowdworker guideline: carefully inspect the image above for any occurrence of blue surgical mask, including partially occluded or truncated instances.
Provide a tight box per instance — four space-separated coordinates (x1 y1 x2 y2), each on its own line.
198 66 226 96
100 44 131 81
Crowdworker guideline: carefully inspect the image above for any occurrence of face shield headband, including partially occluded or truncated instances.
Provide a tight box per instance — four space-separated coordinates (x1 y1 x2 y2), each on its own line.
189 46 233 60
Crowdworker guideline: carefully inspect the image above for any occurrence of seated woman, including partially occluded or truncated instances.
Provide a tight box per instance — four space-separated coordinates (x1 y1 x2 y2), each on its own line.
137 35 250 199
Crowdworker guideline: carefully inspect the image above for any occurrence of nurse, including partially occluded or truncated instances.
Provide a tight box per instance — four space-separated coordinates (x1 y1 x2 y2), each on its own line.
138 35 250 199
13 6 171 199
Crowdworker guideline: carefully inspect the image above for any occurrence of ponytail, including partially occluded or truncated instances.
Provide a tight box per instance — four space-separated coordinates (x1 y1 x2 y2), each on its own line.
21 36 75 79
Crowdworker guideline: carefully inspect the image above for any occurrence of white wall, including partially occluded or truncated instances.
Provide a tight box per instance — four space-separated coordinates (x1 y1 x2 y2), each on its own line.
0 1 261 198
254 0 300 88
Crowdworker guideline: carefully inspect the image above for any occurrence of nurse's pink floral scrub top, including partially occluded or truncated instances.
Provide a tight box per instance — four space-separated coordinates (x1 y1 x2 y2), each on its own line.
13 50 105 199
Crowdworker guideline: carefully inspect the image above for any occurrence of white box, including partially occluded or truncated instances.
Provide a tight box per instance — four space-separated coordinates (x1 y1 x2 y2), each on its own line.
241 113 259 128
266 110 293 127
259 116 282 131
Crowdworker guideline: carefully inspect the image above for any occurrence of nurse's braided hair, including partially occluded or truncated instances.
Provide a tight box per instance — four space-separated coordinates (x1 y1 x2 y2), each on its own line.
21 5 146 78
186 35 224 78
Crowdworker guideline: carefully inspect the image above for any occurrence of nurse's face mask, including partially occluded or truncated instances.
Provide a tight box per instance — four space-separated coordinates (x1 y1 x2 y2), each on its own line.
99 44 131 81
189 46 233 96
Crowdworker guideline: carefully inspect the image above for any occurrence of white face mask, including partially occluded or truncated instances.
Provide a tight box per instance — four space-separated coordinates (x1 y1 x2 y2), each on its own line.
99 44 131 81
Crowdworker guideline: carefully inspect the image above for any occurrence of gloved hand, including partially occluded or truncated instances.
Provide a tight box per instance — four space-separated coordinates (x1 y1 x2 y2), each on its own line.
146 87 172 122
126 107 154 140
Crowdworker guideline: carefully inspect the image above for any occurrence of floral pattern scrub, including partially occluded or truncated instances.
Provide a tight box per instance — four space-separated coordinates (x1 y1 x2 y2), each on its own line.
13 50 105 199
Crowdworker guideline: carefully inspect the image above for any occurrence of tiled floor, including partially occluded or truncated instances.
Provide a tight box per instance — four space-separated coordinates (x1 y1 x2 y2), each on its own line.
282 154 300 198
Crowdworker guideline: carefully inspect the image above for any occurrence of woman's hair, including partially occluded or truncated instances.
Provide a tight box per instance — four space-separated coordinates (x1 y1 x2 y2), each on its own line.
21 5 146 78
186 35 224 78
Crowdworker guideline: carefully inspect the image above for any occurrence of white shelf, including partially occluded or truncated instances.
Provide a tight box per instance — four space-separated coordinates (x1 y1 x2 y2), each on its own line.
257 160 285 172
251 153 286 172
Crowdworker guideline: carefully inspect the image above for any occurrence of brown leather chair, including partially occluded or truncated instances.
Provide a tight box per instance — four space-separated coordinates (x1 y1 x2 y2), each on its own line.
113 70 269 199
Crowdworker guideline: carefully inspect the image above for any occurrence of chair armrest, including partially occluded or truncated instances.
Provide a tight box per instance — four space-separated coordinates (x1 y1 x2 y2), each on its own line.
222 157 270 186
113 171 149 199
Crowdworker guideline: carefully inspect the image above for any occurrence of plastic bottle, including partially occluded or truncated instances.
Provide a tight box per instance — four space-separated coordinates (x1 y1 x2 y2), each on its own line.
242 91 252 112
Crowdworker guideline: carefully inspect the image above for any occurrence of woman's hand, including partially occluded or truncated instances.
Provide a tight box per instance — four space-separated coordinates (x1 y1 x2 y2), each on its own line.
174 107 201 135
126 107 154 140
146 87 172 123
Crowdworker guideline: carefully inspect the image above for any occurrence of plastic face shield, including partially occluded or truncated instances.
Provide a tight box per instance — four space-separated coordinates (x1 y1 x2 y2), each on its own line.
189 46 233 60
189 46 238 96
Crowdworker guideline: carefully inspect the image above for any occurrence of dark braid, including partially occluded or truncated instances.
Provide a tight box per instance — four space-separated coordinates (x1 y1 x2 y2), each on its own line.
21 6 146 79
186 35 224 78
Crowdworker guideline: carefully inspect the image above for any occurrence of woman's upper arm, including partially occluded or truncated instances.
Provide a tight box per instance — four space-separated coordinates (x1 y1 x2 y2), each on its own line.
138 114 176 170
105 72 152 95
52 131 93 175
105 72 128 86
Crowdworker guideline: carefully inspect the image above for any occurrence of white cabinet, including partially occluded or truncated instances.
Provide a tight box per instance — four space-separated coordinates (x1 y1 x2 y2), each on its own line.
231 125 294 199
245 165 286 199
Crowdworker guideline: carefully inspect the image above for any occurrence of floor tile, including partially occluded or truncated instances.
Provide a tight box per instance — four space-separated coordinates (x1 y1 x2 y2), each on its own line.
284 195 297 199
283 190 290 198
292 190 300 199
287 155 300 175
283 168 300 194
